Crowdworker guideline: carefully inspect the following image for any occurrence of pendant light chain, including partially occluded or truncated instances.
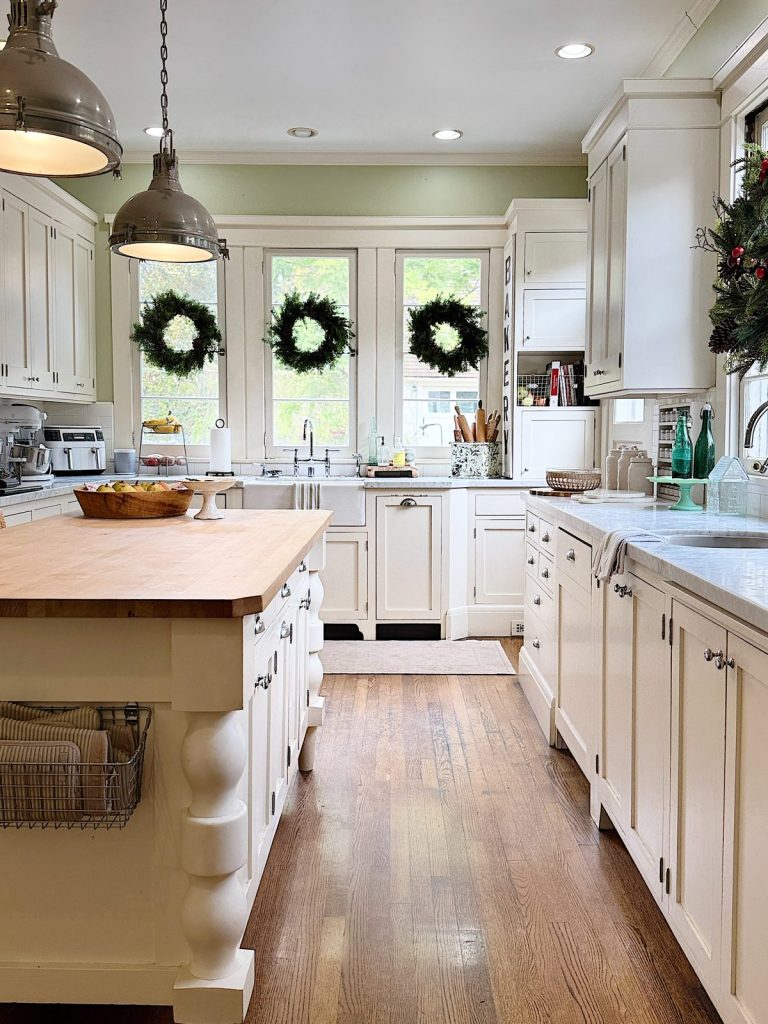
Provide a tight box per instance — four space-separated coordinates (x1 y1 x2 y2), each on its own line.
159 0 169 135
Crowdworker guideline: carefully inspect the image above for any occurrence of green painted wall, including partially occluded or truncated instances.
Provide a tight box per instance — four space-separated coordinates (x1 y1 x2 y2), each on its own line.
667 0 768 77
58 163 587 400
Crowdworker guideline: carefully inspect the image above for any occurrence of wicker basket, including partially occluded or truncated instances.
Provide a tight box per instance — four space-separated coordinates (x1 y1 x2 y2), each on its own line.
545 468 601 493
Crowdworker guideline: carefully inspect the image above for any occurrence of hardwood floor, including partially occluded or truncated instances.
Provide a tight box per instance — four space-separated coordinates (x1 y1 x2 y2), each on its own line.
0 639 721 1024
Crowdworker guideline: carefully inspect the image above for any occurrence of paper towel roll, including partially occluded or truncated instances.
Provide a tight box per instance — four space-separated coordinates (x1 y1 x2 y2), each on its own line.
209 421 232 474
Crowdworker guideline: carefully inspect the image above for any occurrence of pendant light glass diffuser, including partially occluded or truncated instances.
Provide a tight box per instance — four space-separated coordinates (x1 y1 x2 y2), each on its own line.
0 0 121 176
109 0 225 263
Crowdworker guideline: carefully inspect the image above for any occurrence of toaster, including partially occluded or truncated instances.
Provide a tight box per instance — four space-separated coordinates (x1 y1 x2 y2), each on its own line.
44 426 106 475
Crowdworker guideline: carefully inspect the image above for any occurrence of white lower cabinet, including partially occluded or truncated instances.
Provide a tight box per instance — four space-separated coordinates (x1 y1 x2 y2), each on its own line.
376 494 442 620
321 532 368 621
474 518 525 605
555 566 594 778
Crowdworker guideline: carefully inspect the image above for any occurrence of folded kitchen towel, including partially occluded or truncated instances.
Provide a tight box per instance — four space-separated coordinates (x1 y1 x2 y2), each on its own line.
0 739 82 824
592 529 666 582
0 702 102 732
0 717 111 815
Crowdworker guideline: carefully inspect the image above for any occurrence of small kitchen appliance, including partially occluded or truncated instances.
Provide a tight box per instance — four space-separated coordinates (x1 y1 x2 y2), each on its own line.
45 426 106 475
0 400 49 491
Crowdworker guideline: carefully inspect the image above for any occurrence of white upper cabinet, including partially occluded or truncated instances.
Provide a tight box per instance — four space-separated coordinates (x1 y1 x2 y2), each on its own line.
0 173 97 402
521 289 586 351
515 408 596 480
582 80 719 397
523 232 587 286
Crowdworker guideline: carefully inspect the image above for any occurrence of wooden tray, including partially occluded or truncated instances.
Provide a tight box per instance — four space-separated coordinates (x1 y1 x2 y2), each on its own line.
73 487 194 519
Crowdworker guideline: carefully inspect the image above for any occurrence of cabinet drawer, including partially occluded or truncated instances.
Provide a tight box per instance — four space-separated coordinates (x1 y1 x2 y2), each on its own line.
538 516 555 552
525 511 539 542
524 607 555 685
475 492 526 517
0 509 32 527
538 552 554 595
526 580 554 627
524 543 538 578
556 529 592 592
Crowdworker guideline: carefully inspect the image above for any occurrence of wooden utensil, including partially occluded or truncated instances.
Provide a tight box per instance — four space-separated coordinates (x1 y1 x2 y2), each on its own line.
453 416 462 442
455 405 473 442
475 400 487 442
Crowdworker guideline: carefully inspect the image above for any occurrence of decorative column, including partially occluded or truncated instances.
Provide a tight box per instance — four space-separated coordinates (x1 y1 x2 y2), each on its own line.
299 539 326 772
174 710 254 1024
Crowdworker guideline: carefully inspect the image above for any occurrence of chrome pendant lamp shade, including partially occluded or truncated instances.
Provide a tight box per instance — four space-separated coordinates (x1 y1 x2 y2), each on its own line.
0 0 121 176
109 0 226 263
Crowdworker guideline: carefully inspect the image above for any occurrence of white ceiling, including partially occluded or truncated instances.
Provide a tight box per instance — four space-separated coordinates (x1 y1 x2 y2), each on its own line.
54 0 694 161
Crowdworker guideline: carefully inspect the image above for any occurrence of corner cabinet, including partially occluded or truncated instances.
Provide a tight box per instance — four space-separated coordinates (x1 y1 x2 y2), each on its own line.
0 174 97 402
582 80 719 397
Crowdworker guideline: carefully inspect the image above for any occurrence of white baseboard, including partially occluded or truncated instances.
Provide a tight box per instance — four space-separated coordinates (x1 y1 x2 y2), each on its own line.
0 962 177 1005
518 646 556 744
446 604 524 639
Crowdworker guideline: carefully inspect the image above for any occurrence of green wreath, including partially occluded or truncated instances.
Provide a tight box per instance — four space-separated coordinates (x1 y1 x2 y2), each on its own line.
131 290 222 378
696 143 768 376
265 291 355 373
408 295 488 376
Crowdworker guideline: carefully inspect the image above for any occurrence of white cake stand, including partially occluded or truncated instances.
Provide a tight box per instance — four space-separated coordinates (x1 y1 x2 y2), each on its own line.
182 478 236 520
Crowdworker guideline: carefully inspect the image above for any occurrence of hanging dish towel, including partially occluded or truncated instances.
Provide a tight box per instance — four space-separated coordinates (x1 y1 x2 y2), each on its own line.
592 530 666 581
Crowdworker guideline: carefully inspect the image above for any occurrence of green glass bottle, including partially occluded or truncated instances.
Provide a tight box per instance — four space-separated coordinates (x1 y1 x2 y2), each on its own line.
671 409 693 479
693 404 716 479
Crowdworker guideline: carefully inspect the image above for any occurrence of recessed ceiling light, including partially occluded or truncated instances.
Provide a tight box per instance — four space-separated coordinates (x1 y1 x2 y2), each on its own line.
143 125 165 138
555 42 594 60
287 126 318 139
432 128 463 141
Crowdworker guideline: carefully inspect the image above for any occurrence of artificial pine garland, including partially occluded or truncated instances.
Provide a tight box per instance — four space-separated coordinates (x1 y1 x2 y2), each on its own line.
265 291 355 373
131 289 222 377
408 295 488 376
696 143 768 376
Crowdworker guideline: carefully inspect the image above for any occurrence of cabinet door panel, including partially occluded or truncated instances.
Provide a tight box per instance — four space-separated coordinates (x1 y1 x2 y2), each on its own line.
524 232 587 285
249 636 274 876
27 206 55 391
721 634 768 1024
52 222 77 392
586 160 608 376
517 410 596 480
1 190 31 389
376 496 442 620
605 139 627 377
556 572 594 777
669 601 726 990
474 518 525 606
522 289 585 351
321 533 367 621
600 574 633 830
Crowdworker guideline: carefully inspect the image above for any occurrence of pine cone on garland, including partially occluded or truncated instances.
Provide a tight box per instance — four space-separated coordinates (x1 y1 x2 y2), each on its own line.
709 318 739 354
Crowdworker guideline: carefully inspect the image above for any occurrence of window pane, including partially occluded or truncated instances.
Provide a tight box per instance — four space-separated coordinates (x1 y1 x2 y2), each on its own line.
401 255 483 448
743 363 768 456
138 262 220 446
270 254 353 448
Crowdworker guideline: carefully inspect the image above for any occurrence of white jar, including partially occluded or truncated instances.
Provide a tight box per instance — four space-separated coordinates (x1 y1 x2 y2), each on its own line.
605 447 624 490
627 455 654 495
617 446 641 490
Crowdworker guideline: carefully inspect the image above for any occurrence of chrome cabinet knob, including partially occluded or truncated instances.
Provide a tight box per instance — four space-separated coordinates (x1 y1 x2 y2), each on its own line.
541 568 549 579
254 616 265 635
528 524 536 533
566 549 576 561
703 648 714 662
527 556 535 565
298 560 307 572
613 583 632 598
541 532 550 543
532 638 540 649
400 497 417 507
714 650 726 670
533 595 541 606
726 656 736 669
281 583 292 598
280 621 292 641
257 671 272 690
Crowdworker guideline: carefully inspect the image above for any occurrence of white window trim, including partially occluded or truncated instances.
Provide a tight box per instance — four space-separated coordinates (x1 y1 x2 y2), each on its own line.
263 249 358 460
128 259 228 460
394 249 490 460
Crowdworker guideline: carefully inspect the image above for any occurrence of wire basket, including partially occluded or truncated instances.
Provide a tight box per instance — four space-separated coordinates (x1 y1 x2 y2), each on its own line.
0 704 151 830
517 372 587 407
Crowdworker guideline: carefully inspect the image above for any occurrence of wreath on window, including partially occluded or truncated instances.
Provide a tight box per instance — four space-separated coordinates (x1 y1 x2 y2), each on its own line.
408 295 488 376
131 289 222 378
695 143 768 377
265 291 356 373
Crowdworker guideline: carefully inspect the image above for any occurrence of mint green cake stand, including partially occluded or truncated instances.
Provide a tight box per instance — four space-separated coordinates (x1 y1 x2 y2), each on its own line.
648 476 709 511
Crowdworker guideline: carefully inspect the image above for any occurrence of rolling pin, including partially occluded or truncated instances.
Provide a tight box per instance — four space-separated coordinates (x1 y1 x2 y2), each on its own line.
453 416 462 442
475 400 487 442
455 405 473 442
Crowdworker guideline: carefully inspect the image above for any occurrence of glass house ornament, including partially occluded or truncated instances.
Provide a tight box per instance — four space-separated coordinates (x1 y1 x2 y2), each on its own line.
707 456 749 516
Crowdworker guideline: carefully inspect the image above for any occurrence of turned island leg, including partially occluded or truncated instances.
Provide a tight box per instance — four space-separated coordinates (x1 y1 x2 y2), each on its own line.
174 711 254 1024
299 540 326 772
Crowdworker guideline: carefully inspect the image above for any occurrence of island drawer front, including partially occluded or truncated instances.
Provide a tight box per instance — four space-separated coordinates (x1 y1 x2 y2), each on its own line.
525 543 539 580
538 516 555 552
525 579 554 625
523 607 555 685
526 511 539 543
475 493 527 517
538 552 554 596
556 529 592 593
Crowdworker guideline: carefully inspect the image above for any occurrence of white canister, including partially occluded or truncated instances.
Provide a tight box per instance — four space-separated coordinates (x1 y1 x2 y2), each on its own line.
617 446 642 490
627 455 654 496
605 447 624 490
113 448 137 475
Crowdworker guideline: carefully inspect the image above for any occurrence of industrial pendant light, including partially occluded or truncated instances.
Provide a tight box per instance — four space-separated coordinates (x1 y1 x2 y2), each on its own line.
109 0 226 263
0 0 121 176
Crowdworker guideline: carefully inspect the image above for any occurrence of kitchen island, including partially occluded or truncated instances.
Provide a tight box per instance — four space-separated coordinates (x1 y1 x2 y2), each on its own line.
0 509 330 1023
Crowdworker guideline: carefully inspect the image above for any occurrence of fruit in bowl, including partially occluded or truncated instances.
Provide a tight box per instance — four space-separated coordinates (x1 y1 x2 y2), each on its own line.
73 481 194 519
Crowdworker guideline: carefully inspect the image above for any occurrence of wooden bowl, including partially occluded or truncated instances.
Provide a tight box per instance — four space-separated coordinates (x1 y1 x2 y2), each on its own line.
73 486 194 519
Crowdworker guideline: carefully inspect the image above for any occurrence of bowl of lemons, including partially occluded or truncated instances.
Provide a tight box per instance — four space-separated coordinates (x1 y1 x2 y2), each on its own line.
73 480 194 519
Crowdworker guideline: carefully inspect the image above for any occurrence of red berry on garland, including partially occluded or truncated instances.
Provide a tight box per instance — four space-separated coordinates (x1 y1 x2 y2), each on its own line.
757 266 767 280
732 246 745 258
762 159 768 168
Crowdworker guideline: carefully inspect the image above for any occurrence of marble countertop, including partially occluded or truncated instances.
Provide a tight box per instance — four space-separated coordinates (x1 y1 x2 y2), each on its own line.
526 494 768 635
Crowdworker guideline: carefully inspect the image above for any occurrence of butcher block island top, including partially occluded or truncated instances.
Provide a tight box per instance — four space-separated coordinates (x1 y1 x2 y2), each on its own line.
0 508 331 618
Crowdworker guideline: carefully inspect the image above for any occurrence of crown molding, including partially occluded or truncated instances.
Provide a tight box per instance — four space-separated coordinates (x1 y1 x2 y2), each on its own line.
642 0 722 78
118 149 587 168
714 15 768 91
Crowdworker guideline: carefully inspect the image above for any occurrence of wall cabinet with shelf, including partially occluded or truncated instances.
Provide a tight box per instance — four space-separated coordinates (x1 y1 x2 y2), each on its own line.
582 80 719 397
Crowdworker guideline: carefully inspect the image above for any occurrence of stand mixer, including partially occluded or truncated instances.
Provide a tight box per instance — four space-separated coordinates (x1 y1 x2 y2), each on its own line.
0 400 51 493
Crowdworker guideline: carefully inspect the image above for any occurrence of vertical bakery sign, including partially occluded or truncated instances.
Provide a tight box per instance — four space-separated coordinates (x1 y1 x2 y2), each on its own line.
502 242 513 477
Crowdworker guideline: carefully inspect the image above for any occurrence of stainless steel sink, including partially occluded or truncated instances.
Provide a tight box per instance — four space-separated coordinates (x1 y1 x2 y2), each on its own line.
667 534 768 549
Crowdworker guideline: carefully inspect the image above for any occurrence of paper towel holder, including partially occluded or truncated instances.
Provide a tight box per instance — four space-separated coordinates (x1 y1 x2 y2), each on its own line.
206 418 235 477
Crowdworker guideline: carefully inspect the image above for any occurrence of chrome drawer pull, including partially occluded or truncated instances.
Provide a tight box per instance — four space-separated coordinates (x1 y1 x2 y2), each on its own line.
533 595 541 606
281 583 292 598
400 497 417 507
298 560 308 572
613 584 632 599
541 568 549 579
541 532 550 543
528 524 536 532
532 638 540 649
527 556 535 565
566 549 576 561
257 671 272 690
254 616 265 635
280 621 292 640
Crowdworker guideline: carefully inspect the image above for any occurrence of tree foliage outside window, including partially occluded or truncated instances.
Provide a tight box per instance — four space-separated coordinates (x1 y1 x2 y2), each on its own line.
399 255 484 448
138 262 221 446
268 253 354 448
